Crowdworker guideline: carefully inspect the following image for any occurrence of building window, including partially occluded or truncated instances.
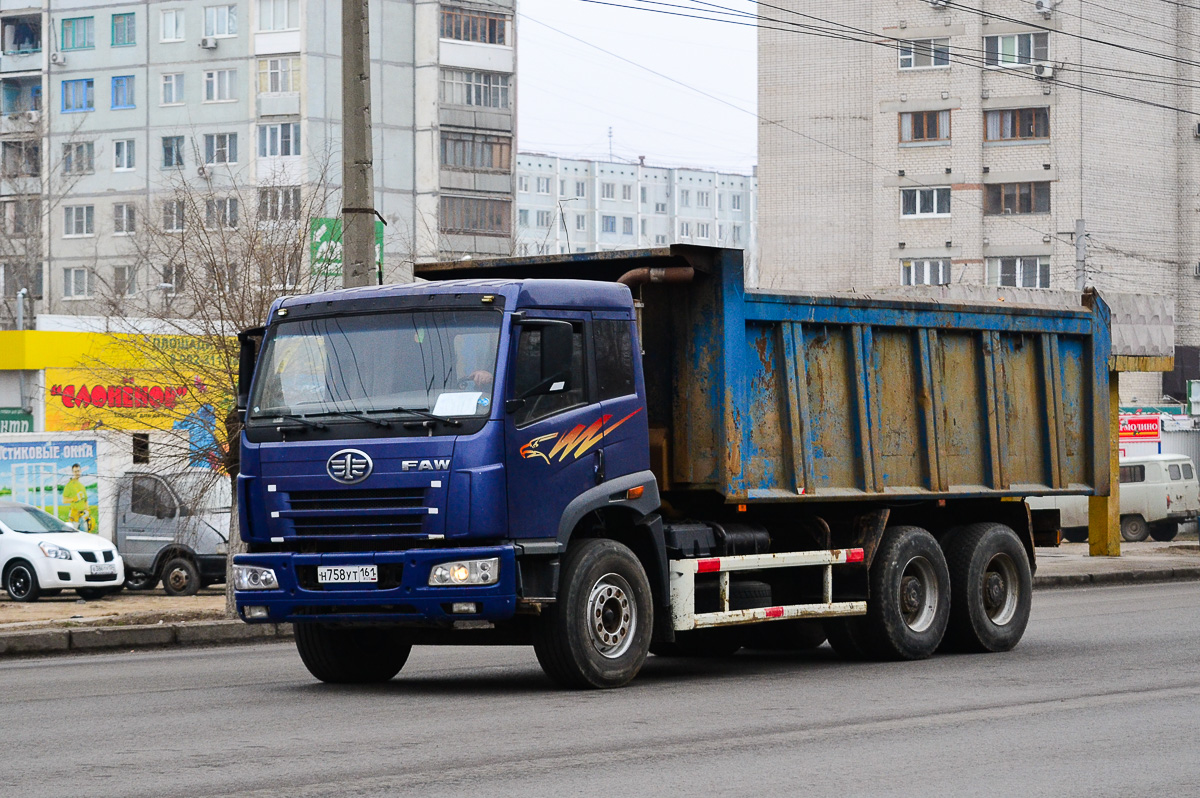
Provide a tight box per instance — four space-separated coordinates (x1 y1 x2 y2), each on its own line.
114 265 137 296
62 142 94 175
900 110 951 143
984 182 1051 215
680 222 691 237
162 136 184 167
901 187 951 218
517 176 529 192
640 187 648 204
61 79 95 113
258 57 300 93
113 203 135 234
258 186 301 221
0 199 39 237
258 0 300 31
1 82 40 114
985 108 1050 142
517 209 529 226
440 196 512 236
601 215 616 233
204 5 238 37
536 209 553 227
622 184 633 201
984 32 1048 67
732 194 742 211
161 9 184 41
204 133 238 164
62 17 95 50
63 267 92 298
899 38 949 69
112 13 136 46
440 131 511 171
576 214 586 231
440 7 508 44
258 122 301 156
113 139 135 171
161 73 184 105
679 189 690 207
697 191 710 208
621 217 633 236
204 69 237 101
64 205 94 237
697 222 710 238
901 259 950 285
536 176 551 194
1 141 39 177
987 256 1050 288
575 181 585 198
601 182 615 200
205 197 238 229
111 76 135 109
439 69 510 109
655 202 667 214
163 262 185 294
163 200 185 232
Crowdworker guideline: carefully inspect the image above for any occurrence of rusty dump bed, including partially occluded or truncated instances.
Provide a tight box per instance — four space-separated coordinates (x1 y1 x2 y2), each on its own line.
417 245 1111 504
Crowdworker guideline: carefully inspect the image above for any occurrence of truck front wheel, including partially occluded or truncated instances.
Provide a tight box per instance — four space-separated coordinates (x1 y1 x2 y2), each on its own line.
533 538 653 689
943 523 1032 653
294 623 412 684
860 526 950 660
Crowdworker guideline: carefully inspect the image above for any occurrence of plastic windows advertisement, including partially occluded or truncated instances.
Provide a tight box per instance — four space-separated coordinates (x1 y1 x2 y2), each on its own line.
0 440 100 533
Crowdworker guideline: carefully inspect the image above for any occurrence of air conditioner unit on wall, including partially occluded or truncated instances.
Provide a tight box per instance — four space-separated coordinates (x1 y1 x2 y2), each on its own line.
23 110 39 124
1034 63 1055 80
199 37 218 50
49 52 65 65
1034 0 1053 18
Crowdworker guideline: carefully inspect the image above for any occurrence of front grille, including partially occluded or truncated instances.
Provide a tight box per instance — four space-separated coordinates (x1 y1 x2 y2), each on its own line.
296 564 403 590
284 487 429 538
85 574 118 582
287 488 427 512
78 551 97 563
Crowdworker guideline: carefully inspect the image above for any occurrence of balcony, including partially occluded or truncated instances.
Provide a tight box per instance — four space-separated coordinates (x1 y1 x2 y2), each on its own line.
1 15 40 74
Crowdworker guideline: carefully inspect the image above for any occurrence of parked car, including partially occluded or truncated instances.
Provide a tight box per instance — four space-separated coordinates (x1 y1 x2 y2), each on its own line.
1027 454 1200 543
0 501 125 602
116 470 229 597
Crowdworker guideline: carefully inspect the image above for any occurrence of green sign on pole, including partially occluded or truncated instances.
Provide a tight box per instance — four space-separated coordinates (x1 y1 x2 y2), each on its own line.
309 217 385 278
0 408 34 433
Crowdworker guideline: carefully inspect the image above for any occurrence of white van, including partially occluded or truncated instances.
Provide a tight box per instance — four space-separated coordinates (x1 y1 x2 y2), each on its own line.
1028 454 1200 542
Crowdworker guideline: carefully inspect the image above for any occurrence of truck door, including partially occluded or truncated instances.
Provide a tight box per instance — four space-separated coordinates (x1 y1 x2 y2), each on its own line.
505 313 600 540
122 475 180 572
592 314 649 485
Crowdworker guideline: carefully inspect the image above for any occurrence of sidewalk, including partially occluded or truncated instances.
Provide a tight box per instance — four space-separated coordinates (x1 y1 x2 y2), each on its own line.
2 538 1198 658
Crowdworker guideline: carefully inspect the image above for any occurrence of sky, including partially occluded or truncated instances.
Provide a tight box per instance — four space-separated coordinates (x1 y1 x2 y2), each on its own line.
515 0 758 174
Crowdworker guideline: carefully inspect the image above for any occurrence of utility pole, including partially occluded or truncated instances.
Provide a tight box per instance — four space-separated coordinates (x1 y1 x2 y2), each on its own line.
1074 218 1087 293
342 0 376 288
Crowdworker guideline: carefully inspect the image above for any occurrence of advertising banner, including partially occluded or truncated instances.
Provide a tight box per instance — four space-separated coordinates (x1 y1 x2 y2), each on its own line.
0 439 100 532
0 408 33 433
1119 414 1161 443
309 216 385 277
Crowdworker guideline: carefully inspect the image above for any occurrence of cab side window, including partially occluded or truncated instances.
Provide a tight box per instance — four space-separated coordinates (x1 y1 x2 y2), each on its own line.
511 322 586 427
595 320 635 400
130 477 177 519
1169 464 1182 480
1118 465 1145 484
1185 464 1195 480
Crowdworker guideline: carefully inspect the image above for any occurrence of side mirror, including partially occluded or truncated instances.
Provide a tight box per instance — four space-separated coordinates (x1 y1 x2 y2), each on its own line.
236 326 265 416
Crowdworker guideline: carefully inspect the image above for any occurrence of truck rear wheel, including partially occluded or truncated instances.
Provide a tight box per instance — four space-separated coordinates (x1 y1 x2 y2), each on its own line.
943 523 1032 652
1120 515 1150 542
533 538 653 689
293 623 411 684
1149 522 1179 542
859 526 950 660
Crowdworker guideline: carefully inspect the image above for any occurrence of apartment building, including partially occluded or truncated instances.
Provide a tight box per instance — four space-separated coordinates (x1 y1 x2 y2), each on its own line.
759 1 1198 399
514 153 758 279
0 0 516 323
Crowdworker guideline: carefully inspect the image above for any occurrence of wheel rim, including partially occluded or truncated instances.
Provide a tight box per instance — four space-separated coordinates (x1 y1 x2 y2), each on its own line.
898 556 939 633
166 567 191 592
586 572 636 659
9 566 31 599
982 552 1019 626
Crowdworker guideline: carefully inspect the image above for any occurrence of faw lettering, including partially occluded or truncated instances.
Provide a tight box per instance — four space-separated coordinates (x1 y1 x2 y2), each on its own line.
401 459 451 472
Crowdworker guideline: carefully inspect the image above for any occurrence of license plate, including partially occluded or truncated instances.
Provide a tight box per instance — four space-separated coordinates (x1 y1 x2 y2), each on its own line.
90 564 117 576
317 565 378 584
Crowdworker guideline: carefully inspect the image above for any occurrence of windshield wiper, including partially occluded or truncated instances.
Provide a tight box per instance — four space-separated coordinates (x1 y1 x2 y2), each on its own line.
364 406 461 427
307 409 391 428
268 413 328 431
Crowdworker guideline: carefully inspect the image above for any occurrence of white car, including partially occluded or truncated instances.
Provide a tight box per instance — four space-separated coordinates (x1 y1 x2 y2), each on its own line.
0 501 126 602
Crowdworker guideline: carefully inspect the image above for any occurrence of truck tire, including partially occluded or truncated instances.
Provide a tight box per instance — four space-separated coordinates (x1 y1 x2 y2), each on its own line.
1149 522 1179 542
533 538 653 689
124 570 159 591
1061 527 1089 543
1120 515 1150 542
161 557 200 597
823 618 870 660
859 526 950 660
4 561 41 602
294 623 411 684
942 523 1033 653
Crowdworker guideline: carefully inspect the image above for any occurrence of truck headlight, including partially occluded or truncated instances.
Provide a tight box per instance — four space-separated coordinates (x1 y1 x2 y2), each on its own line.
39 542 72 560
428 558 498 586
233 565 279 590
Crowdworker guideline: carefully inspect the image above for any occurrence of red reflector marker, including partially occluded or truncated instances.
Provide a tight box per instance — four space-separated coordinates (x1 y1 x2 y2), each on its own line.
765 606 784 619
846 548 865 563
697 558 721 573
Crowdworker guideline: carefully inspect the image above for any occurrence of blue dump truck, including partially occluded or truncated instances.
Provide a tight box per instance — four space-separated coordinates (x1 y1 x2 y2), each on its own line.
233 245 1110 688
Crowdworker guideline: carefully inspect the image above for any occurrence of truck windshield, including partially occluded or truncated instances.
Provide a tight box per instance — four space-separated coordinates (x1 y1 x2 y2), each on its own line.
248 309 502 422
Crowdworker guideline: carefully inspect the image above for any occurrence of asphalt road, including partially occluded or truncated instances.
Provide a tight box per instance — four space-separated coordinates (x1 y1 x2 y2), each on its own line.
5 582 1198 798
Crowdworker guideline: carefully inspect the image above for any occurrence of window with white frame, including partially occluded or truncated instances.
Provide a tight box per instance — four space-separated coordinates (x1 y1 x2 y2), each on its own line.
576 214 585 231
162 200 185 232
622 184 633 201
601 215 616 233
257 186 301 221
654 202 666 214
536 176 551 194
204 4 238 36
162 136 184 167
901 258 950 286
204 69 237 101
113 139 135 171
258 57 300 93
696 222 710 238
439 69 510 108
63 266 92 298
900 110 951 143
984 32 1048 67
697 191 710 208
257 122 300 157
679 189 690 207
575 181 585 198
536 209 553 227
601 182 615 200
640 186 647 203
517 209 529 226
162 73 184 105
204 133 238 164
680 221 691 237
162 262 185 294
986 256 1050 288
655 234 667 244
62 142 94 175
113 203 135 234
517 176 529 192
898 38 949 69
63 205 94 236
901 186 951 218
205 197 238 229
161 9 184 41
258 0 300 31
731 194 742 211
114 264 137 296
622 217 634 235
641 219 647 236
732 225 742 243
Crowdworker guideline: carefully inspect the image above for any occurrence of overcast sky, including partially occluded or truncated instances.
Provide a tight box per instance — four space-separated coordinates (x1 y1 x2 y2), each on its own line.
515 0 758 174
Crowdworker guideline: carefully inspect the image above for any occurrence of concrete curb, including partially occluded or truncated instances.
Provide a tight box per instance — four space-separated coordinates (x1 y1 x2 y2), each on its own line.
1035 566 1200 589
0 620 292 659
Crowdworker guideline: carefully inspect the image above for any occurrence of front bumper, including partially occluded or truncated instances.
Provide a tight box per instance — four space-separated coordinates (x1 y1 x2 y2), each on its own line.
33 558 125 590
233 545 518 624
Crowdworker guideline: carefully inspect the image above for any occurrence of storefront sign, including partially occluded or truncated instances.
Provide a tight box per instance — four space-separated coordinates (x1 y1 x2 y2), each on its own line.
1119 414 1161 443
0 408 33 433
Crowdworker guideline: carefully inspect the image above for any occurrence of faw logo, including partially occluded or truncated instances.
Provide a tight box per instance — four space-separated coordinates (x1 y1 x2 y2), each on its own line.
402 459 451 471
520 408 643 464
